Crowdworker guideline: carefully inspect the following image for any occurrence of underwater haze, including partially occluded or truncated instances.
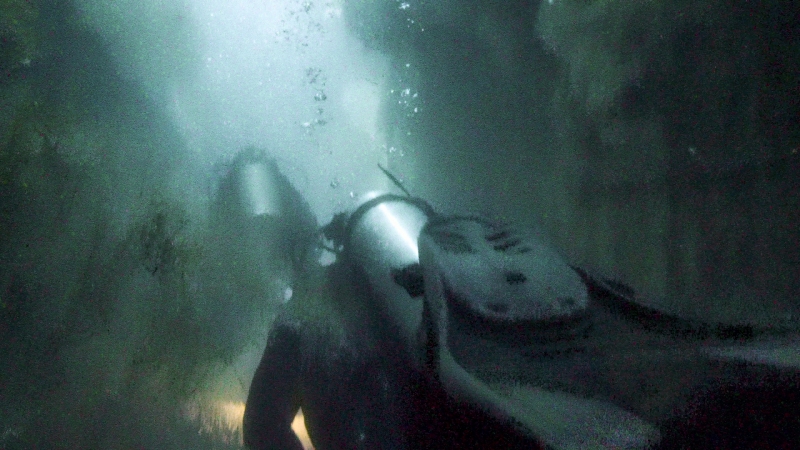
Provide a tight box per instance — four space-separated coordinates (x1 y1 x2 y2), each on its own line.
1 0 799 448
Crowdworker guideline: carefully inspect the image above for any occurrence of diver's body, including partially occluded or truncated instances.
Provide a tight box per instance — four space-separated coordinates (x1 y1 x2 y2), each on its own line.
243 261 408 450
246 252 800 450
238 175 800 449
243 260 540 450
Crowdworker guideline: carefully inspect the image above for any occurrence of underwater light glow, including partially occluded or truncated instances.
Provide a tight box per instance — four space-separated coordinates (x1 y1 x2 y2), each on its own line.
291 409 315 450
182 398 313 448
182 398 245 445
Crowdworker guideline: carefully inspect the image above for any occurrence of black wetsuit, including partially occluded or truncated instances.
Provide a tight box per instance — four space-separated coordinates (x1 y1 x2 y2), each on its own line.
242 262 539 450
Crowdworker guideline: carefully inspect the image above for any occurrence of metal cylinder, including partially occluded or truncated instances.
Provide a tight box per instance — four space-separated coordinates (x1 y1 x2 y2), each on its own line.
237 159 283 219
345 193 434 351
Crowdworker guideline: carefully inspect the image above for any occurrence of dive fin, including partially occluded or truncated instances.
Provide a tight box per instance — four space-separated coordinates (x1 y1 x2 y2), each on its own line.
499 385 661 450
702 339 800 369
437 348 659 449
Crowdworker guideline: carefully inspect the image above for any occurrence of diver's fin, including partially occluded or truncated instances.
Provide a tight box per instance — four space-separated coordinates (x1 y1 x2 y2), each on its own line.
702 339 800 369
500 385 661 450
573 265 800 340
436 348 659 449
660 340 800 449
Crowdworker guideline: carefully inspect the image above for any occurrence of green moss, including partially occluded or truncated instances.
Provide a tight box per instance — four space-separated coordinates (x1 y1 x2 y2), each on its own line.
0 0 40 73
135 199 203 278
123 199 241 402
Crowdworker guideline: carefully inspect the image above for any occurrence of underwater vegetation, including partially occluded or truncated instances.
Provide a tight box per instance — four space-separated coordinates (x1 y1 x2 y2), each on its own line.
0 2 269 448
0 0 40 78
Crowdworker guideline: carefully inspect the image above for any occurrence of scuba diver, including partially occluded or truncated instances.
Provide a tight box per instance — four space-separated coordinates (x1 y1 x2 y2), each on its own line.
239 159 800 449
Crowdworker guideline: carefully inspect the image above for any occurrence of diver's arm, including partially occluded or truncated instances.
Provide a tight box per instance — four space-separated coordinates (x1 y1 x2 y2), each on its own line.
243 322 304 450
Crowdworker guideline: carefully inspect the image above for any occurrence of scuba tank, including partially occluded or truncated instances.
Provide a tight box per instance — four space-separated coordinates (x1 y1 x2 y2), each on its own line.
328 192 435 357
212 148 319 301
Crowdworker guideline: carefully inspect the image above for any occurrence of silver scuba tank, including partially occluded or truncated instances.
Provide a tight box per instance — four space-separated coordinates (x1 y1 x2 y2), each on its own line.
342 193 435 355
236 157 284 219
212 148 319 303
